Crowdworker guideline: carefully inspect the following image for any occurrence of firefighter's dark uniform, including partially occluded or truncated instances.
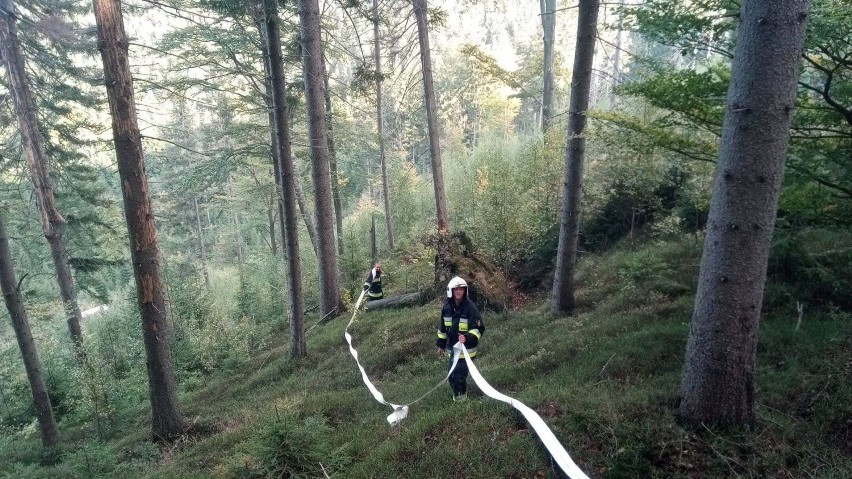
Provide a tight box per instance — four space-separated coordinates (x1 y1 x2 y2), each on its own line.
436 286 484 399
363 267 383 300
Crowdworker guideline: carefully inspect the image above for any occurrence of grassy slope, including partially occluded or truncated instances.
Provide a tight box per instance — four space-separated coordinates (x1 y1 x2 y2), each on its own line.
2 236 850 478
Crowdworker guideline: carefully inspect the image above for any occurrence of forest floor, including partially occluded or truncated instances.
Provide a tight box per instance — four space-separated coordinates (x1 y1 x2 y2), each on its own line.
2 234 851 478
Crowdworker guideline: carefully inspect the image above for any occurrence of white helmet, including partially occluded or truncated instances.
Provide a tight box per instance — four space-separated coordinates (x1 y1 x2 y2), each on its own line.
446 276 468 297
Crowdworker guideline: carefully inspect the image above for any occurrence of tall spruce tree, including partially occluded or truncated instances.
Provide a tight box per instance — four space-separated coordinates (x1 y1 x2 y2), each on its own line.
0 206 59 448
539 0 556 132
1 0 84 353
262 0 306 357
92 0 190 440
412 0 452 285
322 52 345 257
679 0 812 428
551 0 599 314
299 0 343 318
373 0 394 251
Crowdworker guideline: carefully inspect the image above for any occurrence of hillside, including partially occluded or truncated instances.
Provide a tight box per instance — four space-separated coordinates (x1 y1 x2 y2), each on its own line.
1 234 850 478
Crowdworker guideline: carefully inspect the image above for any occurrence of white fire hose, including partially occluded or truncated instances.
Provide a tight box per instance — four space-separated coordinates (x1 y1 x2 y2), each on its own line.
343 290 589 478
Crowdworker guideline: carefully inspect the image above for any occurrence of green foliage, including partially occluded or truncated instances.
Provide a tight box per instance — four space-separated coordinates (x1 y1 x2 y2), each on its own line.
618 63 729 129
617 249 674 285
0 0 122 304
765 228 852 310
2 0 851 477
232 257 286 330
623 0 739 56
445 135 562 282
615 0 852 230
439 44 545 144
71 300 148 438
236 414 351 479
778 179 852 227
2 441 160 479
351 62 386 96
0 309 81 429
2 234 850 478
55 443 121 478
168 260 277 374
0 348 37 429
582 118 713 251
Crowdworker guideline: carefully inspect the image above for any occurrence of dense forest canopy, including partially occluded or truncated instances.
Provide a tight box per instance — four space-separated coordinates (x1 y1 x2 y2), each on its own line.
0 0 850 477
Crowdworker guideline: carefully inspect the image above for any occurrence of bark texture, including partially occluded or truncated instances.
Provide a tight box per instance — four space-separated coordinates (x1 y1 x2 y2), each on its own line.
362 292 421 311
413 0 452 285
256 15 286 262
679 0 812 429
263 0 306 357
92 0 189 440
321 51 345 257
258 17 318 259
1 0 84 351
0 210 59 448
374 0 394 251
299 0 343 318
551 0 599 314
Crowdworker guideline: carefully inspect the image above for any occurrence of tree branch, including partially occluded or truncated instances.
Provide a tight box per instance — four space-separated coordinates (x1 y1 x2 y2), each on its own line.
141 135 213 157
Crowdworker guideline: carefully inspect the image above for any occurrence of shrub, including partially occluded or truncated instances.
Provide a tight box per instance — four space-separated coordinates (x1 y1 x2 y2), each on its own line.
239 414 350 479
766 229 852 310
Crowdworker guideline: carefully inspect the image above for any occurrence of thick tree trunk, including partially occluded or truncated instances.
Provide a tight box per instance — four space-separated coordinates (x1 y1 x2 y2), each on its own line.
1 0 84 353
299 0 343 319
263 0 306 357
539 0 556 132
0 210 59 448
678 0 811 429
413 0 452 285
374 0 394 251
551 0 599 315
92 0 189 440
412 0 448 235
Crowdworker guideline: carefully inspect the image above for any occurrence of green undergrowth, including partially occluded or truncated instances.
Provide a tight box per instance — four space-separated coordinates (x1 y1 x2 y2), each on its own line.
1 234 850 478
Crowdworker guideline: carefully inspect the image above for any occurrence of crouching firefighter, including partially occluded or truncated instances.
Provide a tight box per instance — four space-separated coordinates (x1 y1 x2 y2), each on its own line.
436 276 484 401
363 263 383 301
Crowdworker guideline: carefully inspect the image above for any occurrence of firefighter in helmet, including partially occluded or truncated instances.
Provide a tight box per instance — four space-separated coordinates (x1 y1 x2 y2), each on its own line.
363 263 384 301
436 276 484 401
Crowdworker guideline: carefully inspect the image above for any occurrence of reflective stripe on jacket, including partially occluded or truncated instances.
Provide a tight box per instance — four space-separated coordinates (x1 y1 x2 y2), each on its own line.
436 295 484 358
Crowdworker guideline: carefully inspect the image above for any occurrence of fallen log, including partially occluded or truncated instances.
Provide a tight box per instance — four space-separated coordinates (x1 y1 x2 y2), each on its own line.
363 292 423 311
